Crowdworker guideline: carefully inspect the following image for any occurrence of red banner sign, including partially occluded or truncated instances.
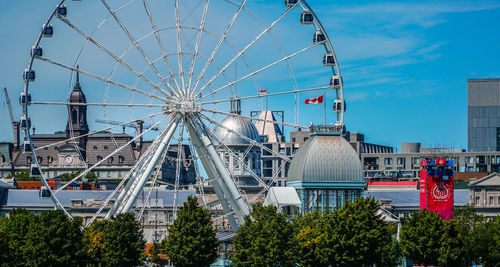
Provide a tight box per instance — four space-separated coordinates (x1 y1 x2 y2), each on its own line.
420 169 454 219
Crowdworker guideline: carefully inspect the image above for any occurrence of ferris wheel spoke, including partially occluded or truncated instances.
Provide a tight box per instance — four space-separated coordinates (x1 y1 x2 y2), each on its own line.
200 85 331 105
249 160 288 203
199 113 291 163
56 14 176 100
202 108 307 129
37 57 170 103
172 121 185 220
142 0 178 86
186 0 210 93
34 111 166 152
30 101 167 108
191 1 299 98
190 0 247 96
197 41 322 101
100 0 179 99
174 0 186 95
205 128 267 187
54 114 170 193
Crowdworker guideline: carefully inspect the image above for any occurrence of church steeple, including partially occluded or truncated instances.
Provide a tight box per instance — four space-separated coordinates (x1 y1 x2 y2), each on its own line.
66 66 89 150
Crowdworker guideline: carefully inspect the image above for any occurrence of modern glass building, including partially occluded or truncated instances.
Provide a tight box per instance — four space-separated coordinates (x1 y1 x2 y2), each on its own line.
468 78 500 152
286 128 364 214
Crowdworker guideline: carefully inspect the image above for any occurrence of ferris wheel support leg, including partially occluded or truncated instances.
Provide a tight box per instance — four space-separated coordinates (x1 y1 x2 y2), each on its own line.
108 115 180 217
185 115 250 228
186 118 238 228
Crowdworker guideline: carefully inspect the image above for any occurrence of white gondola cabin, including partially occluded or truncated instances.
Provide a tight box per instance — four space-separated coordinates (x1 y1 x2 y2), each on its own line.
42 24 53 37
285 0 298 7
31 46 43 58
20 92 32 105
30 163 41 177
23 141 32 153
300 11 314 24
39 186 51 198
333 99 346 112
57 5 67 17
20 115 31 130
23 68 35 82
330 76 341 88
313 30 325 44
323 53 335 66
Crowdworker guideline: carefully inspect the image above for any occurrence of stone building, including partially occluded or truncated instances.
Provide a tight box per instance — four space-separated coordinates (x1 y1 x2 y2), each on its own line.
287 126 364 214
469 172 500 218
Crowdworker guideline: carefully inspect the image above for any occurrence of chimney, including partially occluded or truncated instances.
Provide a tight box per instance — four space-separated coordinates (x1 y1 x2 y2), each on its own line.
135 120 144 151
12 121 20 149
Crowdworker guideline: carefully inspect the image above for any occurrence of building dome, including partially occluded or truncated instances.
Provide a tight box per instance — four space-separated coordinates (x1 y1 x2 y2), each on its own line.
287 135 362 182
213 115 260 146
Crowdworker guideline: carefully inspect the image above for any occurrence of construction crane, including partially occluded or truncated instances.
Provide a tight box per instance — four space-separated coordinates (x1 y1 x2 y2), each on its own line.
3 87 16 138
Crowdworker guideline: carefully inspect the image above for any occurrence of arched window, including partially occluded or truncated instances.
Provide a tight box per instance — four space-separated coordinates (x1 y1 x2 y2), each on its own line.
71 109 78 124
103 146 108 150
37 157 43 164
108 157 114 164
27 156 32 164
97 156 103 162
118 156 124 164
93 146 98 150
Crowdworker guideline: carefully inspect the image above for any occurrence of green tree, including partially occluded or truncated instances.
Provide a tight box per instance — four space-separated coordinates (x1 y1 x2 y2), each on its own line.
231 203 296 267
400 210 444 266
454 205 486 265
1 209 37 266
0 216 10 266
102 213 145 267
438 219 466 267
163 195 218 267
6 170 35 181
83 219 108 266
24 210 85 267
327 197 398 267
293 211 329 267
477 216 500 267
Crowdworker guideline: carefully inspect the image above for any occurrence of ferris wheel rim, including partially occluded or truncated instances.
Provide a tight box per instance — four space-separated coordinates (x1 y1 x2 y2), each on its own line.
22 0 345 224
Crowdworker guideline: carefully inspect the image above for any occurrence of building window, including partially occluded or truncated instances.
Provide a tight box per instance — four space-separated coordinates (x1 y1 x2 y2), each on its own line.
397 158 404 165
108 157 114 164
497 127 500 151
93 146 98 150
489 197 494 205
104 146 108 150
97 156 103 162
384 158 393 165
27 156 32 164
475 196 480 205
118 156 124 164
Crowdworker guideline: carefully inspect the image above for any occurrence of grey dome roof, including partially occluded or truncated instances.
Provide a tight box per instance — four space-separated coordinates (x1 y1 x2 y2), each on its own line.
287 135 362 182
213 115 260 146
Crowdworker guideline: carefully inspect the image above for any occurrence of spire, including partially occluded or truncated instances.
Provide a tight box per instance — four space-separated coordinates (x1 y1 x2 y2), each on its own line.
76 65 80 86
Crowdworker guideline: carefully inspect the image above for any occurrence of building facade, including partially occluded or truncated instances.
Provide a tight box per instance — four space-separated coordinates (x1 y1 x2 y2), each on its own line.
468 78 500 152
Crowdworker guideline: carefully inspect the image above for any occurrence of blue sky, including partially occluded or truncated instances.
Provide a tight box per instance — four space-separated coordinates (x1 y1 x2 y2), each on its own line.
0 0 499 151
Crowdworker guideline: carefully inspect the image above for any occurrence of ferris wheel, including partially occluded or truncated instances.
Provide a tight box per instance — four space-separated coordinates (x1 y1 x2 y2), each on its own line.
20 0 345 229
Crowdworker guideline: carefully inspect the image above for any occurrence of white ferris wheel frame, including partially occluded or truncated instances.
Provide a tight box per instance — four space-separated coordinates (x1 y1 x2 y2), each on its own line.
21 0 345 229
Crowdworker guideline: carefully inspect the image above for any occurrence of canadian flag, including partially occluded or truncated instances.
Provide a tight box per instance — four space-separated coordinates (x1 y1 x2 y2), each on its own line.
305 95 324 104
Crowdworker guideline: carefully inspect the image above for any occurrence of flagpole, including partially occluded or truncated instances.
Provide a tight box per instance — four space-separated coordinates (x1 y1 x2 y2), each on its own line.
323 93 326 126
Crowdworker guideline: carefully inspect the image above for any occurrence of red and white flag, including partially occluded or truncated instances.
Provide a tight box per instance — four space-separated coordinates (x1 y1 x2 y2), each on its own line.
258 89 267 94
305 95 324 104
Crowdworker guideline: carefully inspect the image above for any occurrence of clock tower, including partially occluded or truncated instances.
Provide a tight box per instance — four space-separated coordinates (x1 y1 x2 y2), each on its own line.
66 67 89 158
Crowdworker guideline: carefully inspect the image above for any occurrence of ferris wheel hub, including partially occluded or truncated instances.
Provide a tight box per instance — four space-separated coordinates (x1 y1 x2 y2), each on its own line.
169 99 201 114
